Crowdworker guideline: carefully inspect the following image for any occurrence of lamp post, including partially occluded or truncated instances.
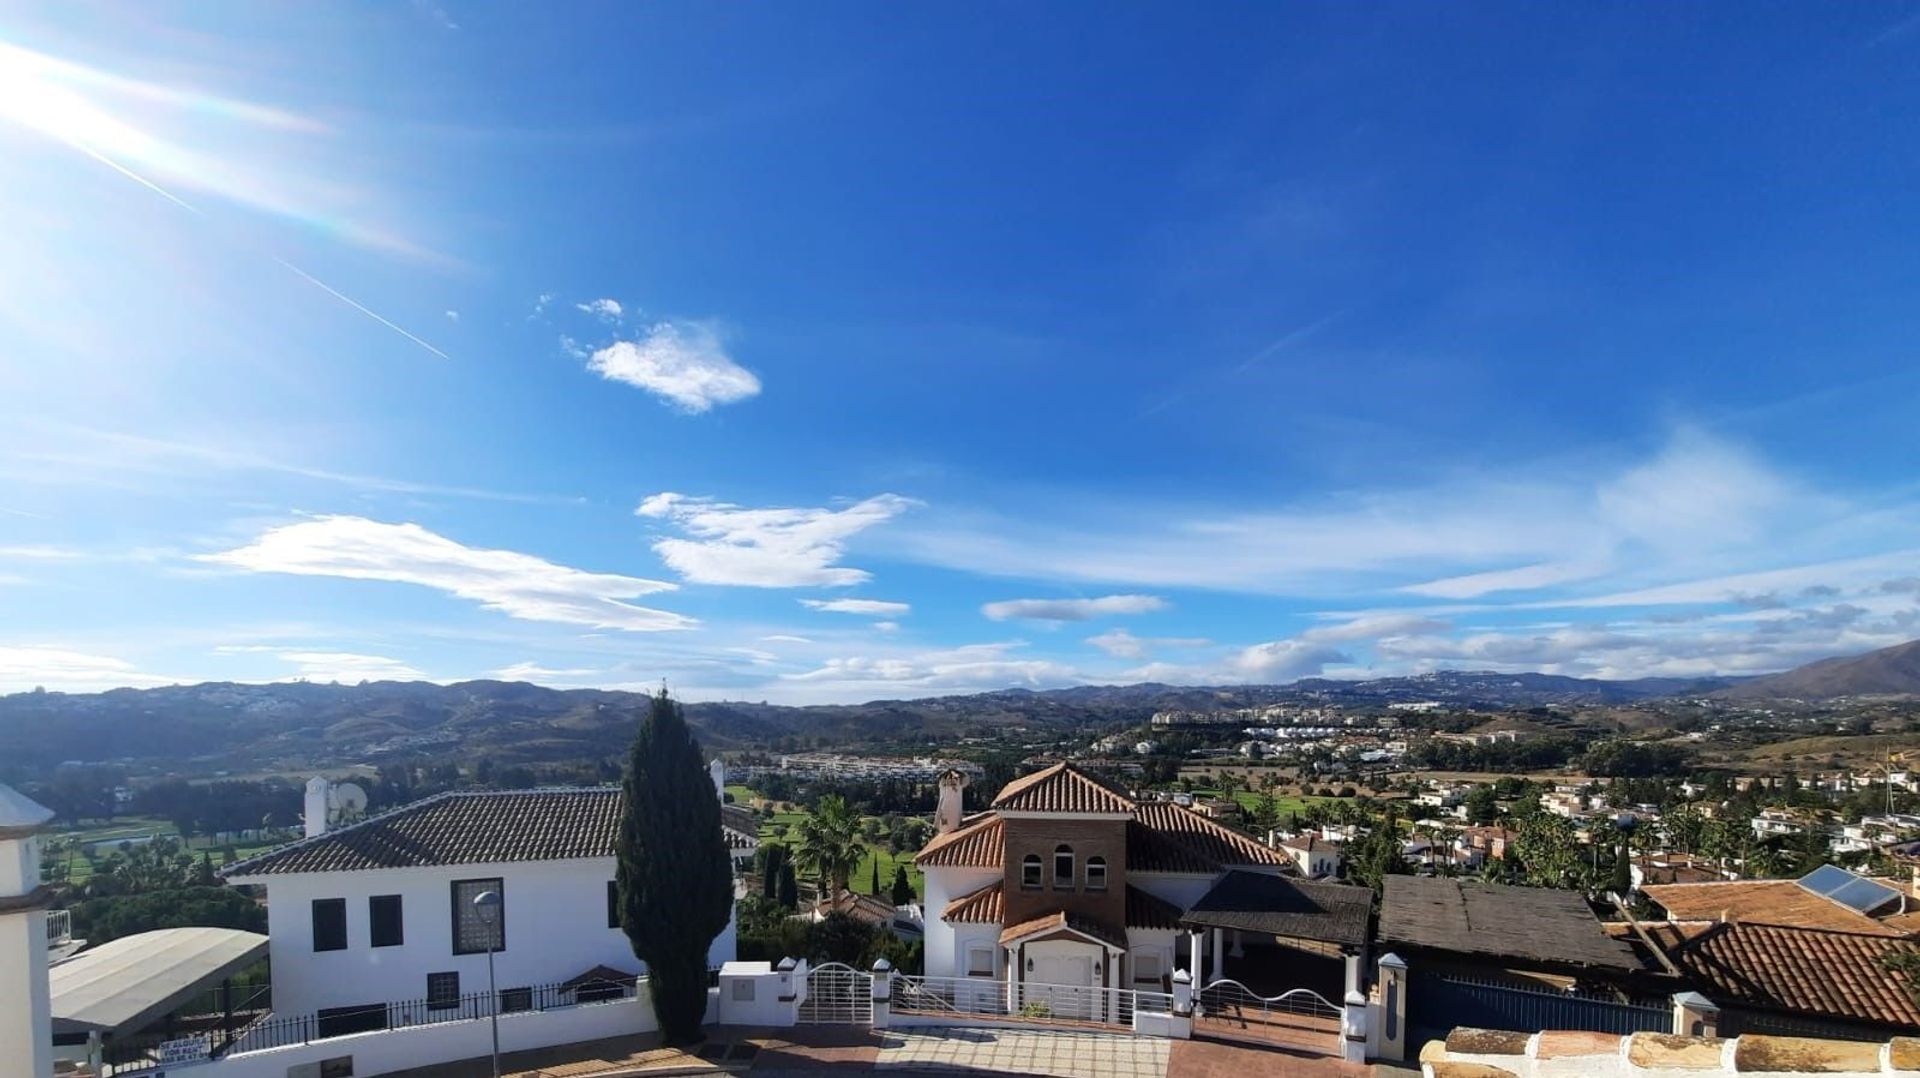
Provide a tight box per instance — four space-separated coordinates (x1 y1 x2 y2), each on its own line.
474 890 503 1078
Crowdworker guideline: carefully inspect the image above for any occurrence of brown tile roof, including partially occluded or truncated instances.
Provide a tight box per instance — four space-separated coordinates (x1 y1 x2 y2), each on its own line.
999 911 1127 950
1126 885 1184 931
914 816 1004 868
225 787 756 876
992 763 1136 815
1130 802 1287 871
1646 921 1920 1029
819 891 899 926
945 882 1004 924
1642 880 1910 936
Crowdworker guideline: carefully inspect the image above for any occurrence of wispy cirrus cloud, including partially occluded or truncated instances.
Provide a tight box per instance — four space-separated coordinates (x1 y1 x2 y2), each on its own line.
982 594 1167 622
638 492 915 587
576 298 622 321
202 515 693 631
0 645 176 693
587 321 760 412
801 598 911 616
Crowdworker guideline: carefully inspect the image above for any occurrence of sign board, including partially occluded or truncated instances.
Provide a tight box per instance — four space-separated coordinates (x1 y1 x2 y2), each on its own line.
158 1034 211 1064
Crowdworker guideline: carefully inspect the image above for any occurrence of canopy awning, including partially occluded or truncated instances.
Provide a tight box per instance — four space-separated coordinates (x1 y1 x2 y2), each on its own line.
51 927 268 1037
1179 870 1373 947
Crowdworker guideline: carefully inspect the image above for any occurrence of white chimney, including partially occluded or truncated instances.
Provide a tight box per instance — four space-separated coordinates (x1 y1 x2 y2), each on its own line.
935 768 970 835
0 782 55 1078
304 776 331 839
709 759 726 803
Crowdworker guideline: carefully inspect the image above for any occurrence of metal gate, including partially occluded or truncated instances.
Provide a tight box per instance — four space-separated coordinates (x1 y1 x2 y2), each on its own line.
798 962 873 1024
1409 971 1669 1047
1195 979 1344 1051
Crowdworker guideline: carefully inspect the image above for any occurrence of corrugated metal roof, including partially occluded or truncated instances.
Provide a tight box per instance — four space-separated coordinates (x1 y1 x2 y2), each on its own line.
51 927 268 1035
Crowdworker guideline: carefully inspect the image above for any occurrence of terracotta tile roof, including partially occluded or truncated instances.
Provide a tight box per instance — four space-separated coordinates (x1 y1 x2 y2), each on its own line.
945 882 1004 924
818 891 899 926
1125 885 1184 931
1130 802 1287 871
914 816 1004 868
1642 880 1910 936
999 911 1127 950
225 787 755 876
1645 921 1920 1029
991 763 1136 815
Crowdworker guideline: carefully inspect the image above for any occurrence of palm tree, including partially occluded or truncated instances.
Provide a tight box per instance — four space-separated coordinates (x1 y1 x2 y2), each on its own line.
793 795 863 906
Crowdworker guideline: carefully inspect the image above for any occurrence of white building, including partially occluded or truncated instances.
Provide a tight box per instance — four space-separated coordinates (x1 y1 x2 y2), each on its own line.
225 779 756 1026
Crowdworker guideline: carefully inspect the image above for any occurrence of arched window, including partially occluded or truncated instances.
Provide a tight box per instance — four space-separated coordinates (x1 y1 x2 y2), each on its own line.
1053 844 1075 888
1086 856 1108 891
1021 854 1043 889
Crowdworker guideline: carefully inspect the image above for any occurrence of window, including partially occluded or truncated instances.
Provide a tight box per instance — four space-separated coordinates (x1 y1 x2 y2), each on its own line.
1053 845 1074 888
967 946 995 977
1020 854 1042 889
607 880 620 929
499 987 533 1013
451 878 504 955
370 894 404 948
426 972 461 1012
1132 951 1164 983
1085 856 1108 892
311 898 347 952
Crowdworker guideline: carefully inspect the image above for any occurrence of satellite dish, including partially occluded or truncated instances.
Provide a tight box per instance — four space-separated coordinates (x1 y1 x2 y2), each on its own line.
329 783 369 819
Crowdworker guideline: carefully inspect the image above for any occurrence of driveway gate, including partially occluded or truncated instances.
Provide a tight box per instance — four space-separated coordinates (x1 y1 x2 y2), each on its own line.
798 962 873 1024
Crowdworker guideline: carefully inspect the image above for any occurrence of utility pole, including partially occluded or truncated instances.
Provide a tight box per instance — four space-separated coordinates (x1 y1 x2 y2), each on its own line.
475 890 503 1078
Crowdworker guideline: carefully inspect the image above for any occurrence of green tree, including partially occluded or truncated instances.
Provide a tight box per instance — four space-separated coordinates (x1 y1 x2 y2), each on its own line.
615 691 734 1045
1463 785 1500 826
794 795 862 905
1610 843 1632 897
890 865 914 906
777 862 799 909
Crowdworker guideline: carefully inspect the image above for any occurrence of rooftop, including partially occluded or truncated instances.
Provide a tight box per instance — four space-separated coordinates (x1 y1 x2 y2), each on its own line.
1644 920 1920 1030
1642 878 1910 936
991 762 1137 815
914 800 1285 873
51 927 268 1036
226 787 756 877
1181 869 1373 946
1380 876 1643 971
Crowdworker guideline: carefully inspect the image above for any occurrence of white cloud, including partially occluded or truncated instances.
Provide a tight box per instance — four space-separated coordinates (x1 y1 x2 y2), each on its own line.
444 309 459 322
982 594 1167 622
203 515 693 631
0 646 175 692
1087 628 1147 659
275 651 427 683
873 620 900 633
760 634 814 644
1300 613 1452 643
491 661 601 683
587 321 760 412
1402 561 1603 599
638 492 914 587
800 598 911 616
782 642 1078 699
1230 640 1351 681
576 298 623 321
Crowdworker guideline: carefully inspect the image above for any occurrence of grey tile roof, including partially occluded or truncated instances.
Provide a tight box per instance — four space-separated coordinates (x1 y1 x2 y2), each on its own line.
1181 870 1373 946
1379 876 1642 971
225 787 754 876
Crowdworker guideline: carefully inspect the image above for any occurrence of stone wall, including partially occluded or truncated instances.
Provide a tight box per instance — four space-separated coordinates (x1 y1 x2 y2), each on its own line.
1422 1027 1920 1078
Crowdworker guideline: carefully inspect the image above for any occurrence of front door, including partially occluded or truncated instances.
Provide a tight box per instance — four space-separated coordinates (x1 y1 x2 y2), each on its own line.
1029 955 1095 1019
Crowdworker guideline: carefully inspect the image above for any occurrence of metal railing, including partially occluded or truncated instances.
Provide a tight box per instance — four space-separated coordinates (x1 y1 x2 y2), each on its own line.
1195 979 1344 1040
46 908 71 944
798 962 872 1024
1409 970 1668 1039
892 974 1170 1028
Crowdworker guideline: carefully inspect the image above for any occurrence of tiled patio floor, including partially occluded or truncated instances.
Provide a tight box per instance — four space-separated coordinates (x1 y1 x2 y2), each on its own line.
871 1027 1170 1078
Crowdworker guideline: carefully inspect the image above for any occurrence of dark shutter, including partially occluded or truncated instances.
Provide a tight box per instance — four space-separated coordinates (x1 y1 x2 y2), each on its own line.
370 894 404 947
312 898 347 952
607 880 619 929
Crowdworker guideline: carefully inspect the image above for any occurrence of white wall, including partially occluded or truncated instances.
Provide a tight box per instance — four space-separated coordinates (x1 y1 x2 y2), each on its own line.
920 866 998 979
1125 928 1179 986
1131 872 1216 912
237 857 734 1017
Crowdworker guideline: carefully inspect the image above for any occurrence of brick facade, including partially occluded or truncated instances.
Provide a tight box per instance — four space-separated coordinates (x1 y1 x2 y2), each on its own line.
1000 815 1130 930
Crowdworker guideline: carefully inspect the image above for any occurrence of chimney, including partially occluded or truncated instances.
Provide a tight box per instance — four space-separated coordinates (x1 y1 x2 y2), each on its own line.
935 768 970 835
0 782 56 1078
709 758 727 803
304 777 331 839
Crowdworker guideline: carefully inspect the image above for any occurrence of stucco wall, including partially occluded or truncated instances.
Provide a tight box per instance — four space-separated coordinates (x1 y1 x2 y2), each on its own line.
921 865 999 979
240 857 734 1017
1000 817 1129 930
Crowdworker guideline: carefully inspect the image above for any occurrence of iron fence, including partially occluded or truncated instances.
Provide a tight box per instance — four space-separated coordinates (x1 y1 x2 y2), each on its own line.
1409 970 1669 1043
892 973 1169 1028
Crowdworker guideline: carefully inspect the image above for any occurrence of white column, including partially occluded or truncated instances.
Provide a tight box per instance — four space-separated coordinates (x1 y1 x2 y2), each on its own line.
0 783 56 1078
1188 930 1204 982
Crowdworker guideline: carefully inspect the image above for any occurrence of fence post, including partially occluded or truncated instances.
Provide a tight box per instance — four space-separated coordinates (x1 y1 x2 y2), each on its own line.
1342 990 1369 1064
869 958 893 1029
1375 952 1408 1063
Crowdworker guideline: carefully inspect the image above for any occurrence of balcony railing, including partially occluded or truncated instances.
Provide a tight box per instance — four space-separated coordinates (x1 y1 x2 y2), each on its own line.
46 908 71 945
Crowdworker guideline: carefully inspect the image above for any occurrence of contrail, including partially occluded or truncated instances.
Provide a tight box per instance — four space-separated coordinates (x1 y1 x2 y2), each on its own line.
61 138 450 360
271 258 449 359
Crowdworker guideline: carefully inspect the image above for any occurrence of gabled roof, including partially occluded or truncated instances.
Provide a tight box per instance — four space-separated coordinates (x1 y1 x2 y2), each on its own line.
1645 921 1920 1030
1642 879 1908 937
1182 870 1372 946
999 911 1126 950
1380 876 1642 971
1131 802 1287 870
992 763 1136 815
1126 885 1185 931
226 787 756 877
915 815 1004 868
943 880 1184 932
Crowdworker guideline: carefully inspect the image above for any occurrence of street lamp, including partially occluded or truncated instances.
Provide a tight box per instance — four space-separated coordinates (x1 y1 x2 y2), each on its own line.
473 890 503 1078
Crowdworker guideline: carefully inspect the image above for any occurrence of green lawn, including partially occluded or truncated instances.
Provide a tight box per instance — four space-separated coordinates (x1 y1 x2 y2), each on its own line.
41 817 289 885
1180 788 1338 823
732 786 928 902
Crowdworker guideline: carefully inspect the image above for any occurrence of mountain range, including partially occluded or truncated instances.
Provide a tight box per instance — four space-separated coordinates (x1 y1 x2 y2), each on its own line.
4 640 1915 780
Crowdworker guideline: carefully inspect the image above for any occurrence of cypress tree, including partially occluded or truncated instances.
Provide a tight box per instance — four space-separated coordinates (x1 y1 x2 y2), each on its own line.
777 862 798 908
890 865 913 906
870 860 881 895
616 690 733 1045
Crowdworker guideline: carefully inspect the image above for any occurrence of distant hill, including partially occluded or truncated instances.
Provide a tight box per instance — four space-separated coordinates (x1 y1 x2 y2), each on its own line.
0 667 1749 780
1715 639 1920 701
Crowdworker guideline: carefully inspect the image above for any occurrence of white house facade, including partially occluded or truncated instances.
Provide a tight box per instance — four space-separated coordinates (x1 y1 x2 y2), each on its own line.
225 781 755 1026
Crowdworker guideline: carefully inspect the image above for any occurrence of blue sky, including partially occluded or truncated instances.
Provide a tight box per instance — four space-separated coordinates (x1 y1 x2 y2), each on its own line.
3 3 1919 702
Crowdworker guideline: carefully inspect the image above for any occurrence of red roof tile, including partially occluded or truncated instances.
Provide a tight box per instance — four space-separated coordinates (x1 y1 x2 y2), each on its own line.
1647 921 1920 1029
992 763 1136 815
1131 802 1287 870
945 882 1004 924
915 816 1004 868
